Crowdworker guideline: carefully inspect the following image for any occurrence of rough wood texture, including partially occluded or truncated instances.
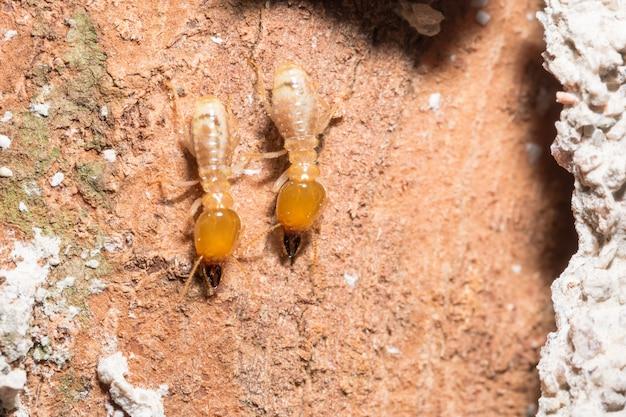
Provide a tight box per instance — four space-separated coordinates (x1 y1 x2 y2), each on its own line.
0 1 574 416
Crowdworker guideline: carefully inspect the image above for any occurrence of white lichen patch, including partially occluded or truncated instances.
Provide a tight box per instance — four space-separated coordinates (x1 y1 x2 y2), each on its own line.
22 181 41 197
89 278 107 294
537 1 626 416
3 30 17 41
55 276 76 291
1 111 13 123
97 352 168 417
0 229 60 411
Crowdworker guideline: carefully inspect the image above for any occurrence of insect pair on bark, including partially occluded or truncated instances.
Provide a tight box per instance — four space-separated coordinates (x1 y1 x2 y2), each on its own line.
165 63 338 300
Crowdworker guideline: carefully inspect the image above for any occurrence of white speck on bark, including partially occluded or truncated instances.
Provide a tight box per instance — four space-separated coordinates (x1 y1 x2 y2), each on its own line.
3 30 17 41
49 172 64 187
0 166 13 177
18 201 28 212
428 92 441 112
103 149 117 162
475 10 491 26
85 259 100 269
525 143 543 165
385 345 401 355
343 272 359 288
29 103 49 117
0 135 11 149
0 111 12 123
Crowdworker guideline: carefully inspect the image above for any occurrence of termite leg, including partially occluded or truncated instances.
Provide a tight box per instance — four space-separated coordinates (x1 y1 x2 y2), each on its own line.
227 149 288 179
189 197 203 217
179 256 204 302
237 223 282 259
231 257 244 275
248 57 274 117
242 149 288 161
271 169 290 193
226 148 283 179
173 179 200 188
312 226 319 269
149 176 199 200
315 97 341 137
165 79 195 156
178 120 195 157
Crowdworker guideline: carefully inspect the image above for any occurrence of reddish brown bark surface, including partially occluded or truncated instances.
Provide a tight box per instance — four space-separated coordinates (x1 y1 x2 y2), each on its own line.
0 1 575 416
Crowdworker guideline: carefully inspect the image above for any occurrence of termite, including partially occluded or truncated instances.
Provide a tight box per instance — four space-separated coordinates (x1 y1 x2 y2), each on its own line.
252 62 338 262
166 90 243 299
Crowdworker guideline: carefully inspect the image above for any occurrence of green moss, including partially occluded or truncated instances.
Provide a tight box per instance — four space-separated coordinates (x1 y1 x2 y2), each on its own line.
65 12 106 72
0 113 74 236
17 112 54 175
75 162 109 208
58 371 91 402
0 186 51 237
29 63 53 87
54 9 115 153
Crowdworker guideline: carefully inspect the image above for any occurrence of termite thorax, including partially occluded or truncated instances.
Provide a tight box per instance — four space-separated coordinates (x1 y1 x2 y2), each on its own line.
287 163 320 182
201 191 234 210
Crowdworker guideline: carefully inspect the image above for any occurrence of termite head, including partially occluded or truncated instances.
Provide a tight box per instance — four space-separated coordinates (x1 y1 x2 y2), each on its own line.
283 232 302 263
276 179 325 233
276 179 325 262
194 208 241 263
202 264 222 288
